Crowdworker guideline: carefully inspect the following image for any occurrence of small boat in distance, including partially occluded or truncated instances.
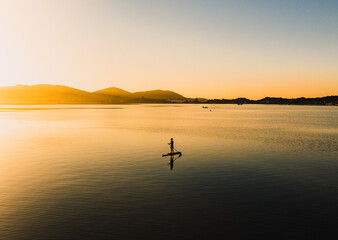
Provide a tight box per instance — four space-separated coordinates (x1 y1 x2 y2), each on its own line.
202 106 208 108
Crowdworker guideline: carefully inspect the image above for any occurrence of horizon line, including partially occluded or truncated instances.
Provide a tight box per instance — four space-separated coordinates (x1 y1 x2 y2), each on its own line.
0 83 336 100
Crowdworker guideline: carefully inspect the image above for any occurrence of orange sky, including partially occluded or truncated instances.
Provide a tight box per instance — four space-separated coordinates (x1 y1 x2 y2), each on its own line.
0 0 337 99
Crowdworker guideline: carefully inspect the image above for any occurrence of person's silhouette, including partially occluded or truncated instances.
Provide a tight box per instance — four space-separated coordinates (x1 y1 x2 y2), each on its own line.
169 138 174 153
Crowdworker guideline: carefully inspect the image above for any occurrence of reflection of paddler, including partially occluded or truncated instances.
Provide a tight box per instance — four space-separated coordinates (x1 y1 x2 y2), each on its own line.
170 155 174 170
168 138 174 153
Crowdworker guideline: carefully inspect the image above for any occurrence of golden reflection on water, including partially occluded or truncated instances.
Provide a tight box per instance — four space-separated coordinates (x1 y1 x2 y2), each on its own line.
0 104 337 239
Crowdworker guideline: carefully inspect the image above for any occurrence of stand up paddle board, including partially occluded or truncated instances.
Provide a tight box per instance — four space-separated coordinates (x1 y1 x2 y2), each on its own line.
162 152 182 157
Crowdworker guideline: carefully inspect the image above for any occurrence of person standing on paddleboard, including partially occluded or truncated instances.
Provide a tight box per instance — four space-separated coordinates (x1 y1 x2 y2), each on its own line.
169 138 174 153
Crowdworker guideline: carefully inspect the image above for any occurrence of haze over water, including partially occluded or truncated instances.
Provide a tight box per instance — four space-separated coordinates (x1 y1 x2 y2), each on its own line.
0 104 337 239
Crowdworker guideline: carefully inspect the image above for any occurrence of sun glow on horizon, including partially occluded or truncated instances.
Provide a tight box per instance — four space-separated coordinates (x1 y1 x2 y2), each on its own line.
0 0 337 99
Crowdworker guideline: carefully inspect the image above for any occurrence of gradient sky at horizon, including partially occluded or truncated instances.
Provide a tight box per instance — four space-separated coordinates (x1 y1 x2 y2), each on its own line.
0 0 337 98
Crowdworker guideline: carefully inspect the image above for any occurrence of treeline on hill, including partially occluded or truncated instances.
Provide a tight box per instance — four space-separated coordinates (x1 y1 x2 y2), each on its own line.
205 96 338 106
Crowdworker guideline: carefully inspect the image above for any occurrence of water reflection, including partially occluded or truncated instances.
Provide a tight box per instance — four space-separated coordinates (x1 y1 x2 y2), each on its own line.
0 104 337 239
167 153 182 170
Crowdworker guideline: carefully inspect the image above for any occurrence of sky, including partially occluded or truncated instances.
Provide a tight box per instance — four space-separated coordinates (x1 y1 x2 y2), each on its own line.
0 0 337 99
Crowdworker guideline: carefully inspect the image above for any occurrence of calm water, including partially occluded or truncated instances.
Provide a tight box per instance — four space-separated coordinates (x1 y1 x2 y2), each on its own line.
0 104 337 239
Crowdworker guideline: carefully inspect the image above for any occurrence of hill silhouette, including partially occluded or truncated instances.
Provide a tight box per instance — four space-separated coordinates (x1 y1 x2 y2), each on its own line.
0 85 98 104
94 87 133 98
0 84 336 105
0 85 186 104
95 88 185 101
206 96 338 106
133 90 185 100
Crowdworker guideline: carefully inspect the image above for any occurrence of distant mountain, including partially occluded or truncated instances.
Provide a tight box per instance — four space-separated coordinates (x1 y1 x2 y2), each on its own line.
95 88 185 101
94 87 133 98
206 96 338 106
0 84 336 105
0 85 102 104
0 84 186 104
133 90 186 100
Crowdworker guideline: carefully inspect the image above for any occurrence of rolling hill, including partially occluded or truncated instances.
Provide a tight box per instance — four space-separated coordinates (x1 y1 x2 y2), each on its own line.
0 84 335 105
133 90 186 100
94 87 133 98
0 85 100 104
94 88 186 101
0 85 186 104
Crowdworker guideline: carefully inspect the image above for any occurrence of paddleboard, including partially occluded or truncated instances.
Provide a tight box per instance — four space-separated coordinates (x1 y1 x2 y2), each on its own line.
162 152 182 157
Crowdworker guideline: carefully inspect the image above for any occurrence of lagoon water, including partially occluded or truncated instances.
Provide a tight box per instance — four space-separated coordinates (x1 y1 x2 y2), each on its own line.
0 104 337 239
